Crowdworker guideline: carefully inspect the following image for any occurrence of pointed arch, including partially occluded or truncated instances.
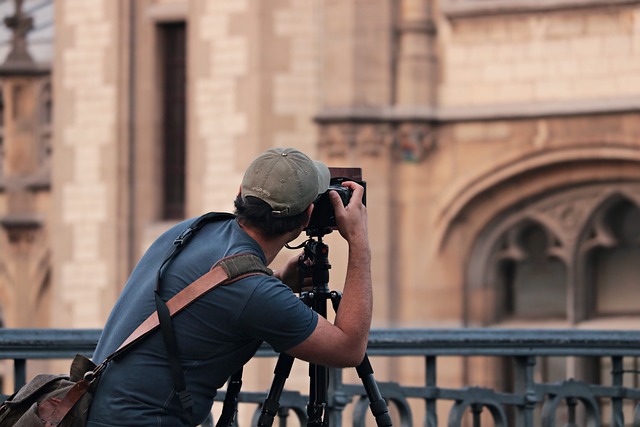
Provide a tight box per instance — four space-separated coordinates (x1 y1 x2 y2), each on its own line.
575 193 640 320
436 144 640 253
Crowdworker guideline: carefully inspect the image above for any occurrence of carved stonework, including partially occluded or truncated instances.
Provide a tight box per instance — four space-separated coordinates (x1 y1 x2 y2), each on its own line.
318 122 393 158
467 182 640 323
533 183 640 246
534 190 602 245
0 214 41 246
318 123 354 157
394 123 436 162
318 121 436 162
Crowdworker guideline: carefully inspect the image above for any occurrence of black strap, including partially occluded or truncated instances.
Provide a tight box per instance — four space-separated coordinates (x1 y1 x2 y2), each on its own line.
155 212 235 424
215 369 243 427
155 212 235 293
154 292 194 425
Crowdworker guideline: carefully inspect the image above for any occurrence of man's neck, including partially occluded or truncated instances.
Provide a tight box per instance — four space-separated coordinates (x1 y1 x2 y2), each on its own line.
237 220 292 265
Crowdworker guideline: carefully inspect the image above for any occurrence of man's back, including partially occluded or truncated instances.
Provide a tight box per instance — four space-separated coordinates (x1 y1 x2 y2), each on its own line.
87 217 317 426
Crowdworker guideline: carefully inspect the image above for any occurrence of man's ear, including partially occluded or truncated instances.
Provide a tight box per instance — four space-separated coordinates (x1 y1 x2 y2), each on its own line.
237 185 242 197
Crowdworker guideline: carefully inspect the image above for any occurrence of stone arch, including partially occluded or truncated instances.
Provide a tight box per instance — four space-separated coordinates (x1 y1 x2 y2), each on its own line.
439 145 640 326
574 192 640 321
494 220 565 320
436 144 640 253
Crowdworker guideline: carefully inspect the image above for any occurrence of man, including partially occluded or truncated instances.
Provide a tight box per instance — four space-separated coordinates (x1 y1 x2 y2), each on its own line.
87 147 371 426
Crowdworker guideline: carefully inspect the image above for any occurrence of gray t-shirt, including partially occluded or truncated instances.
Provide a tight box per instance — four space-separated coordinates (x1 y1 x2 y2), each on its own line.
87 216 318 426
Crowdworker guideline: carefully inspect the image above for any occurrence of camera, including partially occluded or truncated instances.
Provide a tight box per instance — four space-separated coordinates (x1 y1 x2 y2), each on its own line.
306 167 366 236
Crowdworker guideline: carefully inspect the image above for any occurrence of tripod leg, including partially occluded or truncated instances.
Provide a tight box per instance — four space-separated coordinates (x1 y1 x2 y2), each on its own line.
330 290 392 426
258 353 296 427
356 355 393 426
307 363 329 426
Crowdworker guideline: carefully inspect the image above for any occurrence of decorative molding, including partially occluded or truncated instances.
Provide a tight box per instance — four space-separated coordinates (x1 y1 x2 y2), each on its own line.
397 19 437 35
534 187 608 245
315 97 640 124
395 123 437 162
442 0 640 18
0 213 42 244
145 1 188 22
439 97 640 122
315 106 438 123
319 122 394 158
317 122 436 162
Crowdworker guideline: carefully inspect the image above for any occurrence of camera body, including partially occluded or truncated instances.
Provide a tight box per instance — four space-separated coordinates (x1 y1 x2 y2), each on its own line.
306 168 366 236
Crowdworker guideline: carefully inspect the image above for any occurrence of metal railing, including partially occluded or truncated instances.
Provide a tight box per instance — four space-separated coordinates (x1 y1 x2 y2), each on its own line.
1 328 640 426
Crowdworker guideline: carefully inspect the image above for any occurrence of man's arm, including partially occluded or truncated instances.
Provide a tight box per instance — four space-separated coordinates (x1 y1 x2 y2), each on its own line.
286 181 372 367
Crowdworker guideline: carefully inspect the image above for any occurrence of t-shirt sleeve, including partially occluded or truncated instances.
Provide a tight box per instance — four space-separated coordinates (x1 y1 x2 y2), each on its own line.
236 276 318 353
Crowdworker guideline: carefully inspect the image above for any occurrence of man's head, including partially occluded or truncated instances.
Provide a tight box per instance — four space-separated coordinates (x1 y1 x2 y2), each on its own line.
235 147 330 237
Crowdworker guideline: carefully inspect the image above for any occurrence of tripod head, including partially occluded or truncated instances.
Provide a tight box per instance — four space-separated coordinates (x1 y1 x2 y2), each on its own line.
298 236 331 294
285 231 340 318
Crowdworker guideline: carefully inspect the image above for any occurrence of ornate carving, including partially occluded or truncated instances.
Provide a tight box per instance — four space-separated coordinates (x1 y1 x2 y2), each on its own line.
354 123 393 157
318 121 436 162
533 183 640 246
318 123 354 157
318 122 393 158
0 214 41 246
394 123 436 162
2 0 35 69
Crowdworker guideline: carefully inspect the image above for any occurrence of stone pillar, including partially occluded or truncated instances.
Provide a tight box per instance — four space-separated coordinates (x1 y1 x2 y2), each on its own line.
0 0 51 327
322 0 393 109
395 0 438 108
52 0 122 328
317 0 397 329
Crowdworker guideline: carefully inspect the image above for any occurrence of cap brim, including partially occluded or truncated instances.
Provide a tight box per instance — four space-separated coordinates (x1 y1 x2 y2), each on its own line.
314 161 331 196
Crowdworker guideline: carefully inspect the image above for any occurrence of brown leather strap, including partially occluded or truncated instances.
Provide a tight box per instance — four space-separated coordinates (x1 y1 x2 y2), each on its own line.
112 253 269 358
39 379 91 426
38 253 268 426
114 265 229 356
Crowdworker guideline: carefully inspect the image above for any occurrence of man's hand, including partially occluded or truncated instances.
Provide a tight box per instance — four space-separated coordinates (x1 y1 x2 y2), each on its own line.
328 181 368 247
274 253 311 293
287 180 372 368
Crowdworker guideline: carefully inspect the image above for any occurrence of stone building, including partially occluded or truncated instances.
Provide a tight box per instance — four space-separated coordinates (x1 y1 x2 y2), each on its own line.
0 0 639 422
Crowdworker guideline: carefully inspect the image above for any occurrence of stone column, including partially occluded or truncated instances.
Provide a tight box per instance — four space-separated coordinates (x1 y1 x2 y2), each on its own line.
395 0 438 108
317 0 397 328
0 0 50 327
52 0 122 328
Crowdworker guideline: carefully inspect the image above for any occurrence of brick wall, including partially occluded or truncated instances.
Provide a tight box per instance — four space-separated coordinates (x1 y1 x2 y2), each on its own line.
439 6 640 106
53 0 118 327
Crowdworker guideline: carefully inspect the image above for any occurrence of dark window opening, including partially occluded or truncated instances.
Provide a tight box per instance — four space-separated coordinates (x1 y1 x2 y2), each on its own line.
589 199 640 316
495 222 567 320
160 23 187 220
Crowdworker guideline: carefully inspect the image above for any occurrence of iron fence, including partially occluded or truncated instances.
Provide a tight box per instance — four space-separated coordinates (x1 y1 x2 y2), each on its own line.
1 328 640 426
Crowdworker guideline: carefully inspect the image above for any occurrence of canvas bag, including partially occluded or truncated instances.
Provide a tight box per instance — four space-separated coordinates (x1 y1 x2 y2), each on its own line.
0 213 270 427
0 354 98 427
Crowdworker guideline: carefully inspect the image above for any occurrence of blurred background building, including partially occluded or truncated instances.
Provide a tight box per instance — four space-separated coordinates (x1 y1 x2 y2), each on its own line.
0 0 639 422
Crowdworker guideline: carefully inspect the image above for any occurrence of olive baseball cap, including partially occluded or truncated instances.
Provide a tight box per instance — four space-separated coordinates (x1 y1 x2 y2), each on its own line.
241 147 331 217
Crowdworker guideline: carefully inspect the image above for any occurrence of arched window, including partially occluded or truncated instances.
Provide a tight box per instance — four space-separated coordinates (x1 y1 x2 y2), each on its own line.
580 197 640 317
491 221 567 321
464 182 640 424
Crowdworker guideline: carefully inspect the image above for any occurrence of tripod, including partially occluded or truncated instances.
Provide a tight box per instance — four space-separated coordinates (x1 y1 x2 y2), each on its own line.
257 233 393 426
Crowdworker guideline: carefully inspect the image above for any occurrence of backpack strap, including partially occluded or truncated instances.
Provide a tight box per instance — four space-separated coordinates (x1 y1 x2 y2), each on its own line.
214 252 272 280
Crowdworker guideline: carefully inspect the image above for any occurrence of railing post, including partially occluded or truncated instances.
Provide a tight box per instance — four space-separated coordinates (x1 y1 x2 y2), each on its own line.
327 367 346 427
425 355 437 427
13 358 26 390
471 402 482 427
514 355 537 427
610 356 624 427
566 396 577 427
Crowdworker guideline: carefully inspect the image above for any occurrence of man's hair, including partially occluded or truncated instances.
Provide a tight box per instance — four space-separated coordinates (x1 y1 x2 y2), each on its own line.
234 195 310 237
